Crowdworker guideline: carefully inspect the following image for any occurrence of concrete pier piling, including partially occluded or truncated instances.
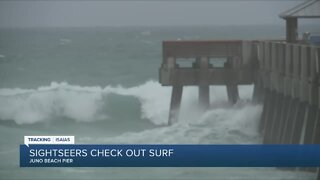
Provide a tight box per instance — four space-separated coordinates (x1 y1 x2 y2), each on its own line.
199 85 210 109
168 85 183 125
198 57 210 109
226 57 239 104
226 84 239 104
252 82 264 103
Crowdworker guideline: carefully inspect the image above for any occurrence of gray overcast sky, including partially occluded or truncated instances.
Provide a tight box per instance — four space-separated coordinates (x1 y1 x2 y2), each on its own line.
0 1 315 27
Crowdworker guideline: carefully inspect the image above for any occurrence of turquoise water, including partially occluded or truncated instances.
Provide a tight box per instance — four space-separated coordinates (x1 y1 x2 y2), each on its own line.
0 25 319 179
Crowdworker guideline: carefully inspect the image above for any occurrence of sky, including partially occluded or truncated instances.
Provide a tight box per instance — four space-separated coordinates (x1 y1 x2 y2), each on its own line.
0 0 316 28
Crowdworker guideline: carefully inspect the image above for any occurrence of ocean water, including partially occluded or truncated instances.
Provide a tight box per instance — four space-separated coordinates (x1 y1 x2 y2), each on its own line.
0 25 319 180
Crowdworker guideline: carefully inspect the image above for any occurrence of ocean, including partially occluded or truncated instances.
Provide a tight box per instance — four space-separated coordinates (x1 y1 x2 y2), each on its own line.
0 25 319 179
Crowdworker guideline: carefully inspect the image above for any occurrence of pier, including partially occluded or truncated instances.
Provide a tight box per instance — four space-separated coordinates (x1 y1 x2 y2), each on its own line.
159 40 320 142
159 0 320 177
159 40 255 124
159 39 320 179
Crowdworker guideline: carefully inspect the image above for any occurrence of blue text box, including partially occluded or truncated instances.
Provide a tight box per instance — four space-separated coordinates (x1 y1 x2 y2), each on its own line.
20 144 320 167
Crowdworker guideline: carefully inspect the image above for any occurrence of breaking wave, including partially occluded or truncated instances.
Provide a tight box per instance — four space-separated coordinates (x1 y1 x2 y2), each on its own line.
0 81 170 125
0 81 260 136
0 80 262 144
